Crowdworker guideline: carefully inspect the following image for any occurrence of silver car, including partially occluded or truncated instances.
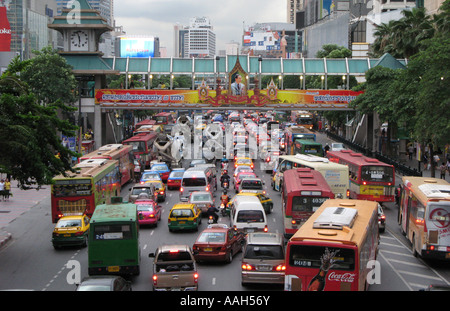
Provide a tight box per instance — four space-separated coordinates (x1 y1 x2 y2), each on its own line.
188 191 215 214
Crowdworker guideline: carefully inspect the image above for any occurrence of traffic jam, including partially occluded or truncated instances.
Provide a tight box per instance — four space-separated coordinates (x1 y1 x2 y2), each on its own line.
51 110 450 291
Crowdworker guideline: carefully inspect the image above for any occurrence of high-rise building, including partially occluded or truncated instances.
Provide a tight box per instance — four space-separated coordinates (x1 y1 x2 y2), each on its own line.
55 0 113 26
174 17 216 58
287 0 303 25
1 0 59 59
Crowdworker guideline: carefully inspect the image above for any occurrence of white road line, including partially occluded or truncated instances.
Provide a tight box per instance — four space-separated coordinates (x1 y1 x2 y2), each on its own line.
386 258 424 267
378 250 413 291
212 277 216 285
397 270 444 281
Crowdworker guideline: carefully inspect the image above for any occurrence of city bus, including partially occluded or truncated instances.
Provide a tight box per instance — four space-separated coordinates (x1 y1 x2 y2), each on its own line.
123 132 158 168
88 197 140 276
282 168 335 239
273 154 349 199
153 112 174 128
291 139 324 157
285 199 379 291
80 144 134 186
51 159 121 223
292 111 314 130
284 126 316 156
398 176 450 260
326 150 395 203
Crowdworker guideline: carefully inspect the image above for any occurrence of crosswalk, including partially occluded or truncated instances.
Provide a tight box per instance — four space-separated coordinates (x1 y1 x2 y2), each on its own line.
379 232 449 291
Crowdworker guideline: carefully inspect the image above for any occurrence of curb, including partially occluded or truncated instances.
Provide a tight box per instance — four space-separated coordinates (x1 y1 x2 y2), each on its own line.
0 231 12 249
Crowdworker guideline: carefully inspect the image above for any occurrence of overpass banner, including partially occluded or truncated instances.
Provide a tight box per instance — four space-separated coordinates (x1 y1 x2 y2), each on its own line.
95 88 362 110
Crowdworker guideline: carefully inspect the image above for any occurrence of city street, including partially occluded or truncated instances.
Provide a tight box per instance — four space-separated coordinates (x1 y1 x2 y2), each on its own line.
0 131 448 291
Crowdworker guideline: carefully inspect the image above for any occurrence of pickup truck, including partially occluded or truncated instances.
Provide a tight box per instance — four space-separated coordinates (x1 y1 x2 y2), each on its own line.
149 244 198 291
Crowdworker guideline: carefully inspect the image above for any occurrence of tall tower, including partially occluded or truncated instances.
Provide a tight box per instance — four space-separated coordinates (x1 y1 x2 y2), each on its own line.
287 0 303 24
187 17 216 58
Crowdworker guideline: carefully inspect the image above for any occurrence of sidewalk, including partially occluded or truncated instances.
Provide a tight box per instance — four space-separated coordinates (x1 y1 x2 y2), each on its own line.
400 156 450 183
0 181 50 249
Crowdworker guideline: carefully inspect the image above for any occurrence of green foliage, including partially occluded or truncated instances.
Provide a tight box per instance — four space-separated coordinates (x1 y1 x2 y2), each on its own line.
0 48 79 189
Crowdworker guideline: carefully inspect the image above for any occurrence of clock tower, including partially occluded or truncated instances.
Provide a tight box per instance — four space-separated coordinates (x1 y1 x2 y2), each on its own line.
48 0 113 55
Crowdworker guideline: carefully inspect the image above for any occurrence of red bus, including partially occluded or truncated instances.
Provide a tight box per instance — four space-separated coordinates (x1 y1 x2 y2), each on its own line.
282 168 335 239
123 132 158 167
326 150 395 203
153 112 174 127
285 199 379 291
80 144 134 186
51 159 121 223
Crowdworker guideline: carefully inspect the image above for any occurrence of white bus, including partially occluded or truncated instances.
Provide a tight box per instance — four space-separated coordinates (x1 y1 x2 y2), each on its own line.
272 154 349 199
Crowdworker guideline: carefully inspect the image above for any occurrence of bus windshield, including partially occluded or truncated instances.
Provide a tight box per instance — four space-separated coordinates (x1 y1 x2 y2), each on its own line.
360 166 394 183
127 141 146 152
289 245 355 270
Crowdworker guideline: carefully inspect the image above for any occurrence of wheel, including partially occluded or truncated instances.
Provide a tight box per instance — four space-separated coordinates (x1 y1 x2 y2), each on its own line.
226 251 233 263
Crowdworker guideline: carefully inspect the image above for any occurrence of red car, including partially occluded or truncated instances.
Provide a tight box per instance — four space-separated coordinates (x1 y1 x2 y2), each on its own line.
135 199 162 227
193 224 245 263
233 171 257 192
167 168 185 190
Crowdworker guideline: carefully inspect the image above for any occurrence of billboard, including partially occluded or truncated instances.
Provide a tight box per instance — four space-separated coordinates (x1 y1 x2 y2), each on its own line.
0 6 11 52
120 37 155 58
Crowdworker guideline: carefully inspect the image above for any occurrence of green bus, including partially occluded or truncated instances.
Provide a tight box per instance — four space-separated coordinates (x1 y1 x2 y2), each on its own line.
88 197 140 276
293 139 324 157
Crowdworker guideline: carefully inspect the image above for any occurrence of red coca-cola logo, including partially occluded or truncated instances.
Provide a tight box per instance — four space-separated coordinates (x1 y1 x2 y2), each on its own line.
0 6 12 52
0 28 11 34
327 272 356 283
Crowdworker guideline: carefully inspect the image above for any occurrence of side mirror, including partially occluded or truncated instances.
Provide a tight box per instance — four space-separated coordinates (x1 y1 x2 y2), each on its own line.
148 253 155 258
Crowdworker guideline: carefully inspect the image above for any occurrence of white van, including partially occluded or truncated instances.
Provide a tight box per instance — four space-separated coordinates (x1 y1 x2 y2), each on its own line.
230 196 268 233
180 167 215 202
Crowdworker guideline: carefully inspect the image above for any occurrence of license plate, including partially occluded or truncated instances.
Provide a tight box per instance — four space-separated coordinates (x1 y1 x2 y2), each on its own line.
246 228 255 233
64 234 71 237
257 265 271 271
107 266 120 272
204 247 213 252
179 221 186 224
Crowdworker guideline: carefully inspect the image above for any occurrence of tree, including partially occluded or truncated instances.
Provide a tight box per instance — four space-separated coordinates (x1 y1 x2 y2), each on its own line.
0 49 79 189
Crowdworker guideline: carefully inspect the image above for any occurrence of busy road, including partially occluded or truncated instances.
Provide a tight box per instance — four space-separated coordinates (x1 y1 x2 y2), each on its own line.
0 115 449 292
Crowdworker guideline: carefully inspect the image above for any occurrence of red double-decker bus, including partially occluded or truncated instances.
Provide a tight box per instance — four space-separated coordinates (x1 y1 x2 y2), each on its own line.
326 150 395 203
80 144 134 186
123 132 157 168
285 199 380 291
282 168 335 239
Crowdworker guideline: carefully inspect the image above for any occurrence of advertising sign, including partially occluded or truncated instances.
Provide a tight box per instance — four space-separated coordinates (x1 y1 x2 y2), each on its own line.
0 6 12 52
120 37 155 58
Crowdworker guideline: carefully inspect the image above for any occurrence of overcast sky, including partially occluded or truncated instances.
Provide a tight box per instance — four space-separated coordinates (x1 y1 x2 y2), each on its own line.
114 0 287 57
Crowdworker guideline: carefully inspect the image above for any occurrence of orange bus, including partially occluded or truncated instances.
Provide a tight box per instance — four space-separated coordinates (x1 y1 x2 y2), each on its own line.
282 168 335 239
398 177 450 260
123 132 158 167
51 159 121 223
326 150 395 203
80 144 133 186
285 199 379 291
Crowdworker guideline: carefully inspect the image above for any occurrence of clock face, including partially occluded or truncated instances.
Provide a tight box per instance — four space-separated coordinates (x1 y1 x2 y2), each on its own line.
70 30 89 51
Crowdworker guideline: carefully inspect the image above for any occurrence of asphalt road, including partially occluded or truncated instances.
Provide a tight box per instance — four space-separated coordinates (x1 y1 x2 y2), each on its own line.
0 131 448 292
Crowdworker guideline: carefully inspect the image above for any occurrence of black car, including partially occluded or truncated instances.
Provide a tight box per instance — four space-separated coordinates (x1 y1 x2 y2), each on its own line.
76 276 132 291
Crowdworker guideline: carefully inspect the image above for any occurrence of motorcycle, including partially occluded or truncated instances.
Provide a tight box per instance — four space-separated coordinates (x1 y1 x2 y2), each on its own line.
208 215 216 224
219 203 227 217
221 180 229 190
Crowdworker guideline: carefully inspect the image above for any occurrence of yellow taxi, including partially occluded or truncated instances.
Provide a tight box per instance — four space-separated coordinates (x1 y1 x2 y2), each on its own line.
145 180 166 202
229 192 273 214
234 157 254 169
168 203 202 232
52 215 90 249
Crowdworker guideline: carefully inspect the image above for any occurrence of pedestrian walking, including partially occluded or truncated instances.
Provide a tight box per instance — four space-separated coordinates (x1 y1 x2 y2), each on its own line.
439 162 447 180
0 179 5 201
4 178 11 200
408 144 414 160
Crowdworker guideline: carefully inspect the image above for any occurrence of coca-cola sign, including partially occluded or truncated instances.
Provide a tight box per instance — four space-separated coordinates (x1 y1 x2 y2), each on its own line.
0 6 12 52
327 272 356 283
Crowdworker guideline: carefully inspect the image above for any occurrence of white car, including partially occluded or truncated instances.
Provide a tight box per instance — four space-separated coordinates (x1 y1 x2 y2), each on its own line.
331 143 345 151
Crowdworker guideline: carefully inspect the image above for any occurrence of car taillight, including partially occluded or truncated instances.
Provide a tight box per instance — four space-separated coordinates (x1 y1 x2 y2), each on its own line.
74 231 84 236
152 274 158 285
194 273 199 283
149 214 155 218
180 187 184 192
274 264 286 271
242 263 254 270
160 191 164 195
264 225 268 232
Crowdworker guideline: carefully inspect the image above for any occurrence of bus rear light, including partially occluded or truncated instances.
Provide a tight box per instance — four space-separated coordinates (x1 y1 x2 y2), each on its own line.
427 245 435 251
415 218 425 225
346 189 350 198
